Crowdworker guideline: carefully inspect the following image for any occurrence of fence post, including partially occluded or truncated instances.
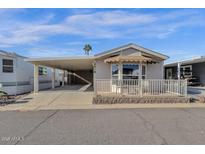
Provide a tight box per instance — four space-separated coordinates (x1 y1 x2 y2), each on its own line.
120 79 123 96
177 79 179 95
140 79 143 97
110 79 112 93
94 79 97 96
184 79 188 97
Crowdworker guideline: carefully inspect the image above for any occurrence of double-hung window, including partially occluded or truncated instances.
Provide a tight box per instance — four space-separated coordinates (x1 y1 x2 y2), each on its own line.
111 64 119 80
2 59 13 73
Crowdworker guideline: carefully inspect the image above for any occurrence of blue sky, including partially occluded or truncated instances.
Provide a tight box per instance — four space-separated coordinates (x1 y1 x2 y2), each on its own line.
0 8 205 63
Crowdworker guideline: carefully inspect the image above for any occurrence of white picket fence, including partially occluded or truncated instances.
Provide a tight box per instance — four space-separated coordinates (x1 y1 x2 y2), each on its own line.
94 79 187 96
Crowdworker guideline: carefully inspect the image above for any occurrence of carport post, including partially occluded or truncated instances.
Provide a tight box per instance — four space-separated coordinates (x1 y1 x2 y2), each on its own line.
68 72 72 85
34 64 39 93
52 68 56 89
62 70 65 86
177 62 181 79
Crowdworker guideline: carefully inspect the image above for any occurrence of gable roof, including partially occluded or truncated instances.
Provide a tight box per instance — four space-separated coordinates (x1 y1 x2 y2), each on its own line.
0 50 26 58
94 43 169 60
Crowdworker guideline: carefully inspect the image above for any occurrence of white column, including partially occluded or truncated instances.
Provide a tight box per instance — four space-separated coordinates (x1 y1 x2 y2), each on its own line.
117 63 123 94
52 68 55 89
118 63 123 80
34 64 39 93
177 62 181 79
62 70 65 86
139 62 142 79
139 62 142 96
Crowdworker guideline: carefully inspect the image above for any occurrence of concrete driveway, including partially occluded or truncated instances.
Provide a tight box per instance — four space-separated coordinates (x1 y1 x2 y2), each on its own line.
1 108 205 144
0 85 94 111
188 86 205 98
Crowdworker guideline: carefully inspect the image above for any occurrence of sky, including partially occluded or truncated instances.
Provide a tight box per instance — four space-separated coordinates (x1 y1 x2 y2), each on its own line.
0 8 205 63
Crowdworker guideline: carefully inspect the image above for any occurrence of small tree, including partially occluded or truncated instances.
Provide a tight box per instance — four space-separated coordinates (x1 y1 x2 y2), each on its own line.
83 44 92 55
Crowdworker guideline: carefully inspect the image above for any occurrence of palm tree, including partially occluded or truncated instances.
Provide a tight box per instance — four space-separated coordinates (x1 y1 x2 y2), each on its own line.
83 44 92 55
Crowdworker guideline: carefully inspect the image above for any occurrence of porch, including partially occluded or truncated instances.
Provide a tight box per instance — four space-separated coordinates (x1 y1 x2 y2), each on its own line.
93 79 189 104
94 79 187 97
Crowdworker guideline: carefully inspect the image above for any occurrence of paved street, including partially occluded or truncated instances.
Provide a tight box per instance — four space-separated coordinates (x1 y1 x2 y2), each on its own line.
1 108 205 145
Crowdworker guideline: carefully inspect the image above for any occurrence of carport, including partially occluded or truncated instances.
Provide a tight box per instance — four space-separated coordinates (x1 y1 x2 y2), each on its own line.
25 56 95 93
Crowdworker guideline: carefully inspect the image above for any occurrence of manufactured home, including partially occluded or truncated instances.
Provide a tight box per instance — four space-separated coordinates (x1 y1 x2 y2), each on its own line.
164 56 205 86
26 43 187 97
0 50 62 95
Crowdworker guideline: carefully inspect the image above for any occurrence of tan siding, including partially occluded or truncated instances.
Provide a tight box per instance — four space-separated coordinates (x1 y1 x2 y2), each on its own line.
95 59 111 79
146 61 164 79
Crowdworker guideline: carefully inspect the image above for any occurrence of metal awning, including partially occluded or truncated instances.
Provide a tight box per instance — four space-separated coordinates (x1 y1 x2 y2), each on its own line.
25 56 95 71
104 55 156 64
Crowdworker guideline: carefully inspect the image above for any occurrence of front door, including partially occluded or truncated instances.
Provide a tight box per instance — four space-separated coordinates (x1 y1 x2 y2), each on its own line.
166 68 172 79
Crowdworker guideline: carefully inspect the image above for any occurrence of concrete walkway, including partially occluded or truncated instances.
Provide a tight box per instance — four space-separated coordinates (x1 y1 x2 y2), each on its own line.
1 85 205 111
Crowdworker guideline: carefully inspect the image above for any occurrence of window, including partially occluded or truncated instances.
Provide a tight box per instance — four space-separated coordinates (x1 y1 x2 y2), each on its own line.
123 64 139 79
111 64 118 79
181 65 192 77
184 67 192 76
2 59 13 73
111 63 146 80
39 66 47 75
180 68 183 76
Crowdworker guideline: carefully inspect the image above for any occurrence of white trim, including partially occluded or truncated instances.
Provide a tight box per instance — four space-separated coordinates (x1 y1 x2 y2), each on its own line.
95 43 168 60
25 56 95 62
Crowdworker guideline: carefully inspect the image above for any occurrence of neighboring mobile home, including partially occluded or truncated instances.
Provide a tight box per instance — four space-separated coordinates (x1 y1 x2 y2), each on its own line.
164 56 205 86
0 50 61 95
26 43 187 97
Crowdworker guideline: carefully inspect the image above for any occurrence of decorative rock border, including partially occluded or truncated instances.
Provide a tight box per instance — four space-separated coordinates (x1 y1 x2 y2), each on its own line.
93 95 191 104
197 96 205 103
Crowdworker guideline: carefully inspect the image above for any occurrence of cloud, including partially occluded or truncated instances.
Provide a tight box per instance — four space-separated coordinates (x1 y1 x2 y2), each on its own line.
164 50 202 63
0 9 204 47
66 10 157 26
65 41 98 46
26 46 83 58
